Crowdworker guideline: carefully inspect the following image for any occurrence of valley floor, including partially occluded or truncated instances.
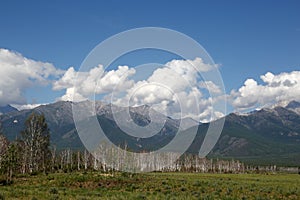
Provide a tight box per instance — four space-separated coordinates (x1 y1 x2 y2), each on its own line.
0 172 299 199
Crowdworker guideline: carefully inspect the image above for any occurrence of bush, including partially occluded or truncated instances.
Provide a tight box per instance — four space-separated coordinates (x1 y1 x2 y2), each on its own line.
136 194 147 200
30 171 39 176
0 179 7 186
181 187 187 191
49 188 59 195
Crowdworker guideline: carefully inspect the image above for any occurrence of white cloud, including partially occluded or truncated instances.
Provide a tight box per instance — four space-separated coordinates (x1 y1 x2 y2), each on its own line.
231 71 300 111
53 67 77 91
54 65 136 101
96 66 136 94
0 48 63 106
12 103 45 111
165 57 218 73
59 87 87 102
199 81 222 94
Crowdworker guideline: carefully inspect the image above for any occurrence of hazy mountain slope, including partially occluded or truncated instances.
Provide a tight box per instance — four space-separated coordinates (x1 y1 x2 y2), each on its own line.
286 100 300 115
0 105 18 115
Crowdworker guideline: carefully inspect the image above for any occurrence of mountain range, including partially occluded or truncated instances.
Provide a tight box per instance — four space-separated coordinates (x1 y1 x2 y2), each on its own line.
0 100 299 166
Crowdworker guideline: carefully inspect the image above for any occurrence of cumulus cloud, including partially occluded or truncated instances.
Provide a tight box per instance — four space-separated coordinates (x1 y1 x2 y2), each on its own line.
54 65 136 101
53 67 78 91
199 81 222 94
231 71 300 111
0 48 63 106
96 66 136 93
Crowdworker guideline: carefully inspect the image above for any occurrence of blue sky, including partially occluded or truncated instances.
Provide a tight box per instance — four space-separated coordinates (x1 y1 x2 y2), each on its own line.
0 0 299 119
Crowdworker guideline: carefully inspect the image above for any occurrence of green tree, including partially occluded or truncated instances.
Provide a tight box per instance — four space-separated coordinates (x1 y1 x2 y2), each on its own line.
1 143 18 184
0 134 9 169
21 113 51 173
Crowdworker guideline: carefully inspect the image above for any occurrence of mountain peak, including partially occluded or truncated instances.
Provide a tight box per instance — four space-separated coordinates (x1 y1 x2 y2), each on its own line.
284 100 300 115
286 100 300 109
269 100 290 109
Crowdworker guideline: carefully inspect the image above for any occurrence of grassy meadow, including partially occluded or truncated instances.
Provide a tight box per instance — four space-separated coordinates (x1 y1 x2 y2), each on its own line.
0 172 299 199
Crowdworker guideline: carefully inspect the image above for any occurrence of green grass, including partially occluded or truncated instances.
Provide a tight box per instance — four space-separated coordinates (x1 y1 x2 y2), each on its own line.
0 172 299 199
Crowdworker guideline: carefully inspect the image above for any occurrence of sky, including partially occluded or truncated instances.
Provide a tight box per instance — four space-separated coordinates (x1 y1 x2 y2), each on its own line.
0 0 299 121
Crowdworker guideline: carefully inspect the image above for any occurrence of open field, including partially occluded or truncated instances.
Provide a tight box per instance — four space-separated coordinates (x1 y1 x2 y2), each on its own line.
0 172 299 200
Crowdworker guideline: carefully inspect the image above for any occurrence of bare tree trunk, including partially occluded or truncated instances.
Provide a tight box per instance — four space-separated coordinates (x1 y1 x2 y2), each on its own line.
77 151 80 171
51 146 56 171
84 149 88 170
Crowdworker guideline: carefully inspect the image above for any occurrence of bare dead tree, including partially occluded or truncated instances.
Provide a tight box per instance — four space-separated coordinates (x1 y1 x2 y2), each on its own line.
21 113 51 173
